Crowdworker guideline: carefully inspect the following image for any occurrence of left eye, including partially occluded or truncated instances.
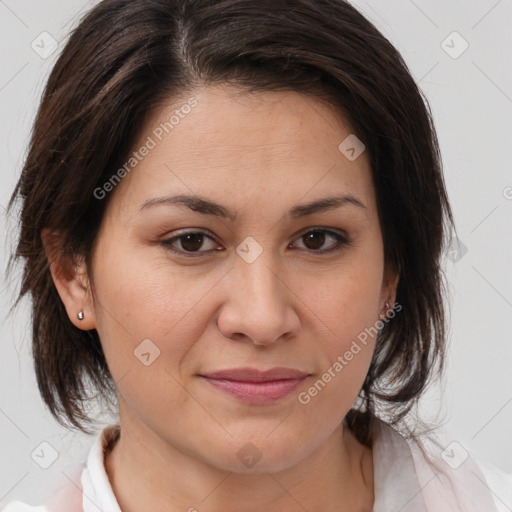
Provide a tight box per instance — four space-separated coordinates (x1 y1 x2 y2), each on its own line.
160 228 349 257
290 229 349 253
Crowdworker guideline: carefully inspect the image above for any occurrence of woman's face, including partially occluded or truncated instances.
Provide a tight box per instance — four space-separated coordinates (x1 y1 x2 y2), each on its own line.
86 85 397 472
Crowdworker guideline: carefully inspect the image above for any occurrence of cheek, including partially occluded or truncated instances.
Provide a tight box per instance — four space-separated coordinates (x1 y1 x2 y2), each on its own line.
295 271 382 426
301 253 384 343
95 234 221 322
90 242 225 380
294 251 384 400
90 251 217 433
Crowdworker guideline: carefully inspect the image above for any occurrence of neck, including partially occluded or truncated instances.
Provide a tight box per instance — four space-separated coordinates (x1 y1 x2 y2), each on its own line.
105 415 374 512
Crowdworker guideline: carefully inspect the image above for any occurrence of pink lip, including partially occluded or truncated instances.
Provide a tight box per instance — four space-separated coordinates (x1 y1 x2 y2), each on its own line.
200 367 309 404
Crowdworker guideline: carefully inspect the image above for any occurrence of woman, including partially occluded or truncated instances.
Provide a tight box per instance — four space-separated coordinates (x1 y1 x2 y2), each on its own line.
3 0 511 511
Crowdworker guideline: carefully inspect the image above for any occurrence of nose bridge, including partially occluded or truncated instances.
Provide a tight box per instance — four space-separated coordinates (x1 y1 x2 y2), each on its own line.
241 252 284 310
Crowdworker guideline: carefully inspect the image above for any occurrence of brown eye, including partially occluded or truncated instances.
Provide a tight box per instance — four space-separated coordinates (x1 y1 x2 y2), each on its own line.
291 229 350 254
302 231 326 250
160 231 220 255
180 233 205 252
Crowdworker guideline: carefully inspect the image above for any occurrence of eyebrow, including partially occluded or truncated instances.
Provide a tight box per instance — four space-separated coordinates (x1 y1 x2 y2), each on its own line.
138 193 366 220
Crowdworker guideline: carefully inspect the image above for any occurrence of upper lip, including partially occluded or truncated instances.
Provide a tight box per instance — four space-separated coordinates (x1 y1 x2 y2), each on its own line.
200 367 309 382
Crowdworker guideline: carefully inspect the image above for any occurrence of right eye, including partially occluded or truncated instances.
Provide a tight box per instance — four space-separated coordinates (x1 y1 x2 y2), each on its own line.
159 230 223 257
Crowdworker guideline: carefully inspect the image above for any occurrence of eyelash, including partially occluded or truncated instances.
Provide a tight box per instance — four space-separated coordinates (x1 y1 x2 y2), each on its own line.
159 228 351 257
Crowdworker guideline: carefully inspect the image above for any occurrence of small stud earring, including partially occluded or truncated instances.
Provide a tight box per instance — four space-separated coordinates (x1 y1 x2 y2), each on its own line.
380 302 391 320
77 311 84 321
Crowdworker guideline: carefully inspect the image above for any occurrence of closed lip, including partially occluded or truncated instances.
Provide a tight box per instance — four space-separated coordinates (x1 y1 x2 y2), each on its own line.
200 367 310 382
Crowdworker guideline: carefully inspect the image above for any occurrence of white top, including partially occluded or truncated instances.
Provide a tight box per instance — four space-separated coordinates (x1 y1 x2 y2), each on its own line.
2 420 511 512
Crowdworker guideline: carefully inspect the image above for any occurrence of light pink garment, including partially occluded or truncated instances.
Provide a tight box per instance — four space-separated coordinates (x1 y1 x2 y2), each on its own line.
371 419 511 511
3 421 511 512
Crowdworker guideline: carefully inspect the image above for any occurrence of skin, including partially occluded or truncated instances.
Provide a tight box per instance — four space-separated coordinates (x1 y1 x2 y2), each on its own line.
45 85 398 512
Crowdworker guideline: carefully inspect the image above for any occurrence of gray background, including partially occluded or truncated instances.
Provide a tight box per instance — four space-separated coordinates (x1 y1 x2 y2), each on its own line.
1 0 511 506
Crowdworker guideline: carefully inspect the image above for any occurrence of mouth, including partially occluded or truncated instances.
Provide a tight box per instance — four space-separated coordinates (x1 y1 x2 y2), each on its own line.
199 367 310 404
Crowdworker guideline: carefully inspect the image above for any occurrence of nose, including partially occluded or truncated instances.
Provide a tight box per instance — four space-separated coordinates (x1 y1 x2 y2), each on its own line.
216 251 301 346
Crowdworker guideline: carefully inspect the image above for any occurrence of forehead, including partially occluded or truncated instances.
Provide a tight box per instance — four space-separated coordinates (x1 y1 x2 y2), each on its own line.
107 85 376 217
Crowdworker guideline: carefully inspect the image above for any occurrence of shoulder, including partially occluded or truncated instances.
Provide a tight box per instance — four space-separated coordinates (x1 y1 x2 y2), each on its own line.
476 459 512 512
405 427 512 511
1 502 47 512
371 418 512 512
1 424 119 512
1 467 85 512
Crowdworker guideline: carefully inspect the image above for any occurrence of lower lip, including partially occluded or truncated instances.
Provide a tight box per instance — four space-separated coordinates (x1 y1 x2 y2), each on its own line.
201 377 306 404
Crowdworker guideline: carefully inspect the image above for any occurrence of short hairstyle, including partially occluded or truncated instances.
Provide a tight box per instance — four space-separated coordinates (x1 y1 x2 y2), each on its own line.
8 0 455 442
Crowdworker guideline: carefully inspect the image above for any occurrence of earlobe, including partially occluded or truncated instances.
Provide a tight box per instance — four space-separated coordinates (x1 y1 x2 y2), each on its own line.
41 228 97 330
380 267 400 316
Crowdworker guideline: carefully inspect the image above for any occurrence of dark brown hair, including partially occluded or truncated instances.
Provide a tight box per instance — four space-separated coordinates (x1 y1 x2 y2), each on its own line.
8 0 455 442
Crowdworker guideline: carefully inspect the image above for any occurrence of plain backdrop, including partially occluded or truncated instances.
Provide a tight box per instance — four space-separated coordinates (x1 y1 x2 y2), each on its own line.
1 0 511 506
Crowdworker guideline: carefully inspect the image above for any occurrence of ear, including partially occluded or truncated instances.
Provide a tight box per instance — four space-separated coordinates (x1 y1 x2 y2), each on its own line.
41 228 97 330
379 264 400 316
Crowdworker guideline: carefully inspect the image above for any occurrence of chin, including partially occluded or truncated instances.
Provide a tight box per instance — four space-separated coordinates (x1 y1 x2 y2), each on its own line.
196 432 313 474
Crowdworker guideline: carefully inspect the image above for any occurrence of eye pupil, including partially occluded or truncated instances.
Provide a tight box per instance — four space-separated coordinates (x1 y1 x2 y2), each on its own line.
181 233 204 251
303 231 325 250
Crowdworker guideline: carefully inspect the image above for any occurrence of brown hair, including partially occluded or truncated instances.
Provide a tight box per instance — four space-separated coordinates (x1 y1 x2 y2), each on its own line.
8 0 455 442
